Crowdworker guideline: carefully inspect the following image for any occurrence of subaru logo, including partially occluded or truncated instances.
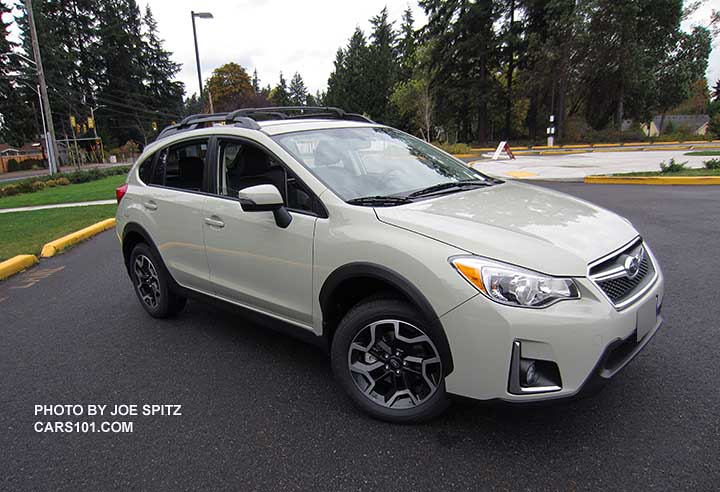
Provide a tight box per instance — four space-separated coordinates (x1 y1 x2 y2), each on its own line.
622 248 644 279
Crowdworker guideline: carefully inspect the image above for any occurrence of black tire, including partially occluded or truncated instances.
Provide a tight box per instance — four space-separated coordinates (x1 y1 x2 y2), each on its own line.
331 297 451 423
129 243 187 318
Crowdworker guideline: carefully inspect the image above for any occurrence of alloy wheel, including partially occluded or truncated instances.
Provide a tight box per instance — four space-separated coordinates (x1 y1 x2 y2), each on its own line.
347 319 442 409
133 254 161 309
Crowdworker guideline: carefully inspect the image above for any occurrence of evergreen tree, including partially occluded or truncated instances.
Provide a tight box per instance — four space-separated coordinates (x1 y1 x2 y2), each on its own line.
288 72 308 105
268 73 291 106
251 69 260 93
397 6 416 83
142 5 183 131
365 8 398 122
713 80 720 101
325 48 346 107
0 1 34 145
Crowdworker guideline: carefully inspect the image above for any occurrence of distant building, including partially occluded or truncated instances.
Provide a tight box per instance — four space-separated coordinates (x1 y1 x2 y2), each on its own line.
636 115 710 137
0 144 20 156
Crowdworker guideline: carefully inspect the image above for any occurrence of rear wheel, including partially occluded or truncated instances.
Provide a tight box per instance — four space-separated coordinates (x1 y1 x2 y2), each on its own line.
331 298 450 423
129 243 186 318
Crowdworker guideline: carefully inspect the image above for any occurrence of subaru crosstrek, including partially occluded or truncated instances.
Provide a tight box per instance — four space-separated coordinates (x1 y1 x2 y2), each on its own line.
116 107 664 422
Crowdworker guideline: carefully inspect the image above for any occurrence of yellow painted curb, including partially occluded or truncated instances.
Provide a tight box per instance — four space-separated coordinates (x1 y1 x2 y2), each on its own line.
591 143 619 147
642 145 691 151
561 144 589 149
0 255 39 280
452 153 482 158
40 218 116 258
584 176 720 185
531 145 558 150
540 150 585 155
471 147 495 152
625 142 652 146
592 147 643 153
681 140 708 144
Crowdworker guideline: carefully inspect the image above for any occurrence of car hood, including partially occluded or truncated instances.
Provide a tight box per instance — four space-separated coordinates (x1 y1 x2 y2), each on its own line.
375 181 638 276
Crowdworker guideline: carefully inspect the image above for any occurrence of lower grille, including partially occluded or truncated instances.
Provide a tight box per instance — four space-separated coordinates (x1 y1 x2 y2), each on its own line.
589 239 657 309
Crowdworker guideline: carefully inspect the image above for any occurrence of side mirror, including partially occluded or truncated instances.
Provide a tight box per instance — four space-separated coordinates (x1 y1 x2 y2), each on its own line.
238 184 292 228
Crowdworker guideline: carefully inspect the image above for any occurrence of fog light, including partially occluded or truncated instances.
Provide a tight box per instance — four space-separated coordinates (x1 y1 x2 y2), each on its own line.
520 359 539 386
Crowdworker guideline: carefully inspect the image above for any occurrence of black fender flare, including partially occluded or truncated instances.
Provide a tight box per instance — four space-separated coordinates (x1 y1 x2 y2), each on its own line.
120 223 182 292
319 262 454 374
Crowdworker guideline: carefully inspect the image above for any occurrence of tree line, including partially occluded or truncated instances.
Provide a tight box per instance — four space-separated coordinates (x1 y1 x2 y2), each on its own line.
325 1 717 144
0 0 718 152
1 0 182 149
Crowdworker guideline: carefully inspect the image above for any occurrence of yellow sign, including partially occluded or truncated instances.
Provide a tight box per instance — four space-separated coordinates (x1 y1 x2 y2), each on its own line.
69 115 76 126
87 117 94 129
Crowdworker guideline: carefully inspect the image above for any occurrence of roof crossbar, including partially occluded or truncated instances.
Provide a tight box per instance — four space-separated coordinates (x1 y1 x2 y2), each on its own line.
157 106 374 140
157 113 261 139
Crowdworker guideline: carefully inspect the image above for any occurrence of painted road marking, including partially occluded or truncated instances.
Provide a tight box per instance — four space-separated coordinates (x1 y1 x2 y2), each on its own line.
505 171 538 178
11 266 65 289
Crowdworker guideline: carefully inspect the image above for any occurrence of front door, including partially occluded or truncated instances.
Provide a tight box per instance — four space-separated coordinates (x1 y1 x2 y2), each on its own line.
202 138 320 327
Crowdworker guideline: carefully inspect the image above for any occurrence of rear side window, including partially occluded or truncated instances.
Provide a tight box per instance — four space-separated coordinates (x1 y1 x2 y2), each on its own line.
155 139 208 192
138 153 159 184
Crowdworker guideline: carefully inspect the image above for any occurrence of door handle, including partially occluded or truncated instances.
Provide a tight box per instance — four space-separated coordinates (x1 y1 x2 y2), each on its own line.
143 200 157 210
204 216 225 228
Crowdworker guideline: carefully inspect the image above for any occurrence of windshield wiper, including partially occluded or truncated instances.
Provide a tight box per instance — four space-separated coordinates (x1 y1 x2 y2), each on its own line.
346 195 414 207
406 179 492 199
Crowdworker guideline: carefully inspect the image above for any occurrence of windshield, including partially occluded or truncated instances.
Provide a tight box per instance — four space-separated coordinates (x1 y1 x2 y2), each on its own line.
272 127 491 201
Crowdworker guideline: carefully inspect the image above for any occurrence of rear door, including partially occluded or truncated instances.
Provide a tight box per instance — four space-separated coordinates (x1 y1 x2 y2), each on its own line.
202 137 323 327
140 137 212 292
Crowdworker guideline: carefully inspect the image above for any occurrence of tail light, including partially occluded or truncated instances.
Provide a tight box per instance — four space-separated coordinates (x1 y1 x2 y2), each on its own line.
116 183 128 203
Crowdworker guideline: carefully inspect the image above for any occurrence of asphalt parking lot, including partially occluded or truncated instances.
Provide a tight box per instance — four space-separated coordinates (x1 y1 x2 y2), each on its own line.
1 183 719 491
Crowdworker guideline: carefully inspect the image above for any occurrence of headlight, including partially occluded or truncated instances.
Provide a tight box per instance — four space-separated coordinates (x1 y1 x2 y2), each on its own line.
451 256 580 308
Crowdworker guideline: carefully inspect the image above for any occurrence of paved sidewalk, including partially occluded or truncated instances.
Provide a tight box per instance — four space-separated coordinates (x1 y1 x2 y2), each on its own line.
0 199 115 214
469 149 713 180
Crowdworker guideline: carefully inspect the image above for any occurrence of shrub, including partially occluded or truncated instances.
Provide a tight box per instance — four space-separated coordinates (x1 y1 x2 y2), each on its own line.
31 181 46 191
660 158 687 173
55 177 71 186
45 179 57 187
7 158 18 169
2 184 19 196
435 142 473 154
705 158 720 170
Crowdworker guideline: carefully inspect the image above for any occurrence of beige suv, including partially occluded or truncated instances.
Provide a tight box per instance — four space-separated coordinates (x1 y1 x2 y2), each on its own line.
116 107 664 422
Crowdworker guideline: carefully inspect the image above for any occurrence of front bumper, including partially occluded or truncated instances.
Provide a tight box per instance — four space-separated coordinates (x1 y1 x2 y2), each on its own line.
440 265 664 402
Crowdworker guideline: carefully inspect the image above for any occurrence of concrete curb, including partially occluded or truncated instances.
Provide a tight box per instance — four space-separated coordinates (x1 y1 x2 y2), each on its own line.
40 218 116 258
0 255 39 280
584 176 720 185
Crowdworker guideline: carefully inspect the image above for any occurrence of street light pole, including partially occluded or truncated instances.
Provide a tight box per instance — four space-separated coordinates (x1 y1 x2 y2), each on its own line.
191 11 213 105
25 0 60 175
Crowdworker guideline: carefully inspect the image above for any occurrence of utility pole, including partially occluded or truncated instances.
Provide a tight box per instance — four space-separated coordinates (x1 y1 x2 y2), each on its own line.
25 0 60 175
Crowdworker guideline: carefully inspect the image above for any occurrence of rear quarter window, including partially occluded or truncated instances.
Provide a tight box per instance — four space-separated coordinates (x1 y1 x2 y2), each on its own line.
138 153 158 184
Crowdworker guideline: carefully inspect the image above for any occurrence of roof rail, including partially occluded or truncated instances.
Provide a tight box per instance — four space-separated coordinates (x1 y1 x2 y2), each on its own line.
157 106 374 140
157 112 261 139
228 106 374 123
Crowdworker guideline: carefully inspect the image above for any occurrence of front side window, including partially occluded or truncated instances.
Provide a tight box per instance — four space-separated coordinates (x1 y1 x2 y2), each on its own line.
273 127 492 202
217 140 318 214
155 139 208 191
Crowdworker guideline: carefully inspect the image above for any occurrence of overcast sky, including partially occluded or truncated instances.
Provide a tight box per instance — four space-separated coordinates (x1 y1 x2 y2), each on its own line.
140 0 427 96
2 0 719 97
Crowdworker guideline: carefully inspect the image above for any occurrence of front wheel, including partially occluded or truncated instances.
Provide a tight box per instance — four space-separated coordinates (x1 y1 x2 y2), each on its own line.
129 243 186 318
331 298 450 423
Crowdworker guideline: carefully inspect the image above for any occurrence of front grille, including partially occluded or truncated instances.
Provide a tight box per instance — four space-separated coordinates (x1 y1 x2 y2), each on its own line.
589 239 657 309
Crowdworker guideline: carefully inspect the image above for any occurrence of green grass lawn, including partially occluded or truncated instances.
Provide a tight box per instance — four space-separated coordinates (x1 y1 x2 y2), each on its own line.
684 151 720 156
0 174 126 209
0 204 117 261
611 168 720 177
